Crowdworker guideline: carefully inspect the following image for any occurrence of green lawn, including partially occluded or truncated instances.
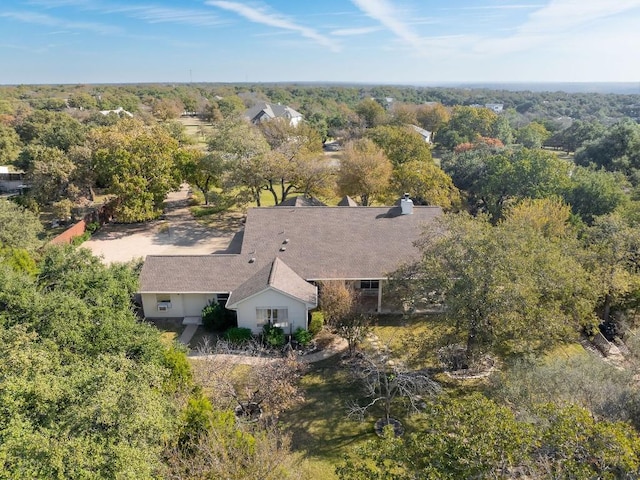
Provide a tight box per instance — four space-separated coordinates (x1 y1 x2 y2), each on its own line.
279 357 376 479
164 312 590 478
278 313 460 478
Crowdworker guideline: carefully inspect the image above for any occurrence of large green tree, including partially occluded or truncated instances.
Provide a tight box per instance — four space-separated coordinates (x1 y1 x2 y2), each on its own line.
22 145 75 206
443 147 572 219
176 148 226 205
336 138 392 206
437 105 501 150
337 394 640 480
257 119 331 204
562 166 629 224
0 199 43 252
354 98 387 128
366 125 433 166
208 119 270 206
0 245 192 479
582 213 640 325
391 200 597 362
390 159 460 210
575 119 640 184
90 118 181 222
0 123 21 164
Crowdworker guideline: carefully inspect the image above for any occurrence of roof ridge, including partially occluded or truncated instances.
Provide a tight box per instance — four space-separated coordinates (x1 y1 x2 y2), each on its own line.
268 257 280 285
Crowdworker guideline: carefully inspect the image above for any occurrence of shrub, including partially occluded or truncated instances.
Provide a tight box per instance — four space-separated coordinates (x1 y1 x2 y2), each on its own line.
202 301 237 332
309 311 324 336
86 221 100 234
224 327 252 344
294 328 313 346
262 324 285 348
71 231 91 245
162 344 193 392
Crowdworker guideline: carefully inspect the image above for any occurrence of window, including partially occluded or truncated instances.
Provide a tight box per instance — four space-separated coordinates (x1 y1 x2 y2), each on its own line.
359 280 379 289
156 294 172 311
256 308 288 327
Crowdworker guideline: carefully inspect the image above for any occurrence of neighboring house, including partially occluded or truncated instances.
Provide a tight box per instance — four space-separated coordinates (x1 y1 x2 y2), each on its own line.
244 102 303 126
409 125 433 144
139 196 442 333
99 107 133 117
0 166 26 194
485 103 504 113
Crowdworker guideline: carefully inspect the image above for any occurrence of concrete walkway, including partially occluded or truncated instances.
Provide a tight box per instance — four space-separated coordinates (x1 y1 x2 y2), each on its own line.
188 336 349 365
178 324 199 345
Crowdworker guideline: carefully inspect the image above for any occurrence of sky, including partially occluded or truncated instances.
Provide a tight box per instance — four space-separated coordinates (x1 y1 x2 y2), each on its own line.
1 0 640 85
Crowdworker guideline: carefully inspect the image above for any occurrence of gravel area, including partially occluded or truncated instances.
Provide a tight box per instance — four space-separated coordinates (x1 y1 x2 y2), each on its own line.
83 185 236 263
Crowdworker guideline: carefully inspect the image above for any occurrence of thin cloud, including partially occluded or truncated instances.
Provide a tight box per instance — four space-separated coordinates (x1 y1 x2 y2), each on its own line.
331 26 381 36
27 1 225 28
442 4 544 10
474 0 640 55
26 0 95 7
206 1 340 52
521 0 640 32
0 10 121 35
106 6 223 27
350 0 424 48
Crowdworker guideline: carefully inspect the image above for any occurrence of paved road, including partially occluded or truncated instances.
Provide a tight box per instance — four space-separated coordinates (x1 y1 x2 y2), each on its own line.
84 185 235 263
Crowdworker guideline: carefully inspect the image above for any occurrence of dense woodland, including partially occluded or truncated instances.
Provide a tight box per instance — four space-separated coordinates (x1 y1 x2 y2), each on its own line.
2 83 640 478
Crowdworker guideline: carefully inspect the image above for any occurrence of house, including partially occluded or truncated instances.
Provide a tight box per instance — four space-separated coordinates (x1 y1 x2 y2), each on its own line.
244 102 303 127
138 197 442 333
485 103 504 113
99 107 133 117
409 125 433 144
0 166 26 194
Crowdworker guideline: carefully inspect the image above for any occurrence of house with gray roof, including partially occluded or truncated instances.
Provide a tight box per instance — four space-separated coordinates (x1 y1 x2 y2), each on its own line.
409 125 433 143
244 102 303 127
139 196 441 333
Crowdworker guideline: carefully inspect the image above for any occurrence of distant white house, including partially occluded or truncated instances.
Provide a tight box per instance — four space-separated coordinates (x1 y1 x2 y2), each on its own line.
0 166 26 194
244 102 303 127
99 107 133 117
409 125 433 144
485 103 504 113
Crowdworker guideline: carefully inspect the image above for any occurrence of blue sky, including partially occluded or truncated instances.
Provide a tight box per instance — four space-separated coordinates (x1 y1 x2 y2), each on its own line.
1 0 640 85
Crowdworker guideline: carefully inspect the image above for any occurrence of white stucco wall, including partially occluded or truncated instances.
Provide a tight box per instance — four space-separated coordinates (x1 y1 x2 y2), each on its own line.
232 289 309 334
141 293 217 319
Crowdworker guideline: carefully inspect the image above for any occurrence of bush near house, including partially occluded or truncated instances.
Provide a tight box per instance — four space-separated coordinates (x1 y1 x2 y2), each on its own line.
294 328 313 346
309 311 324 336
202 301 237 332
224 327 252 344
263 324 285 347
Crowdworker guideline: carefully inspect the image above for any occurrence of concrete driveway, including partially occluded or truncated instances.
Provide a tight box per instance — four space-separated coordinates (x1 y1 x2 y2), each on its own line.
84 185 236 263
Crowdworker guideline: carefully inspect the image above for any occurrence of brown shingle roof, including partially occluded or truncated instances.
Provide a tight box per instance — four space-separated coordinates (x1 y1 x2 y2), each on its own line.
226 258 317 307
139 205 442 293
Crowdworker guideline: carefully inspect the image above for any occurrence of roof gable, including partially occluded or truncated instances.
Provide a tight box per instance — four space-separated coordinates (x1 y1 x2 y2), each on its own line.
226 257 317 308
244 102 303 123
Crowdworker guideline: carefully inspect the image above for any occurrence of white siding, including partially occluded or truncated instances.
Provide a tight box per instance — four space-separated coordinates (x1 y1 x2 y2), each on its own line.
141 293 185 318
184 294 216 317
233 289 309 334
